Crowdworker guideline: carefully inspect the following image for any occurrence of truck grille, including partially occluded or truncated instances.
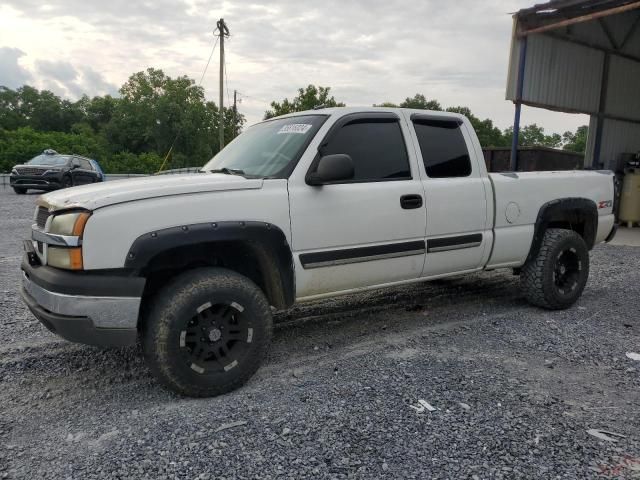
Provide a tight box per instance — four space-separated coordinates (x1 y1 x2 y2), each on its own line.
35 207 50 229
17 167 46 176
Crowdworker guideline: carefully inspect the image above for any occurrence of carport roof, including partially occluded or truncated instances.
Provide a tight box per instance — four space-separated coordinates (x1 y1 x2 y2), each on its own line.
506 0 640 169
515 0 640 54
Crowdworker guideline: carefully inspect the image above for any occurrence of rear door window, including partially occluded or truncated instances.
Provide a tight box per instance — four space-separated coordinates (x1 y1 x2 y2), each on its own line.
79 158 93 170
412 119 472 178
321 119 411 182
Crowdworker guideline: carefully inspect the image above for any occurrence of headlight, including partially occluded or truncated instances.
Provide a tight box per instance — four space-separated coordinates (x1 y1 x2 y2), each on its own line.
47 211 90 270
49 212 91 236
11 168 18 175
48 247 83 270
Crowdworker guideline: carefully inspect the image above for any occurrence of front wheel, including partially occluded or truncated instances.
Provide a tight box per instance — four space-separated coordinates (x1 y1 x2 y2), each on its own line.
520 228 589 310
61 175 73 188
142 267 273 397
13 187 27 194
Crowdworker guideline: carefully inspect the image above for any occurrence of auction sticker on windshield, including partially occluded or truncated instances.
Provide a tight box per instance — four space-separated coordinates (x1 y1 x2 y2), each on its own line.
277 124 312 134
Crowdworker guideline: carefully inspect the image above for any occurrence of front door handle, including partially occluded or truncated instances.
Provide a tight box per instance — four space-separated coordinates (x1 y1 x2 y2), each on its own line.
400 194 423 209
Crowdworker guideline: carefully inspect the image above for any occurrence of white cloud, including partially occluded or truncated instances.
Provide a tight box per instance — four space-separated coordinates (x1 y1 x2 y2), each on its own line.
0 0 588 132
0 47 32 88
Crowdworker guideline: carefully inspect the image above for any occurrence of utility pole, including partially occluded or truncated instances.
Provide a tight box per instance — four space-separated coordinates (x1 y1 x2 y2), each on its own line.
217 18 229 151
232 89 237 139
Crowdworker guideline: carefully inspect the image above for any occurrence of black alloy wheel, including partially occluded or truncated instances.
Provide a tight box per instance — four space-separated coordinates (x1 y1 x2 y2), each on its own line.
521 228 589 310
181 301 252 374
552 247 582 296
142 267 272 397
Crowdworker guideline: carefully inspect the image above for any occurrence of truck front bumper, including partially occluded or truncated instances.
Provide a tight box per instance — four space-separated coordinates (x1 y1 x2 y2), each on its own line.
20 254 145 347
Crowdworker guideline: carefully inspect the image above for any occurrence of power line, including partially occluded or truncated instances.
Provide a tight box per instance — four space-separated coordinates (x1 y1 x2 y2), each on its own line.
157 31 219 173
198 35 219 86
236 91 271 104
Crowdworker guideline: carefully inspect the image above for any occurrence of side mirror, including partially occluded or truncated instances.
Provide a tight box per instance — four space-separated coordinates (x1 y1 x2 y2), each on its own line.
70 163 80 170
307 154 354 186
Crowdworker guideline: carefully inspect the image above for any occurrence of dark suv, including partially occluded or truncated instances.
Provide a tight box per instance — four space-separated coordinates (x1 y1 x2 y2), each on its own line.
10 150 104 194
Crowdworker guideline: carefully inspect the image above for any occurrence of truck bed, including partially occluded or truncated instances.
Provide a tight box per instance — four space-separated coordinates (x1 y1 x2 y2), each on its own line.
486 170 615 269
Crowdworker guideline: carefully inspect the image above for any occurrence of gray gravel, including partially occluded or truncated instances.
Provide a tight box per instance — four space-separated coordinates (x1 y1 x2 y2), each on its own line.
1 188 639 479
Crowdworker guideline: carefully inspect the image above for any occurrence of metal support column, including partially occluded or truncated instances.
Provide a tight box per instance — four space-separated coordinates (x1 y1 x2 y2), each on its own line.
592 52 610 168
510 36 528 171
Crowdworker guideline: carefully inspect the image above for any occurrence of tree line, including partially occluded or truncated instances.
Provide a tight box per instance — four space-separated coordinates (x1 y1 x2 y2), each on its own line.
0 68 244 174
0 76 586 174
267 88 588 154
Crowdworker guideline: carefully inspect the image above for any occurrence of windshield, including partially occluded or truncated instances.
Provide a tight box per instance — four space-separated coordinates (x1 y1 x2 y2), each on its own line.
27 154 69 166
202 115 327 177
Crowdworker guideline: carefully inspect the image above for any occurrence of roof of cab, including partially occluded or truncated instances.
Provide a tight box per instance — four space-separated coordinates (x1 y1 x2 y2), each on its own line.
262 106 468 123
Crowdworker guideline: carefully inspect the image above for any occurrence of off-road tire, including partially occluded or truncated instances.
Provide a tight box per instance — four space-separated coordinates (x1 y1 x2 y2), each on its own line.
13 187 27 194
142 267 273 397
521 228 589 310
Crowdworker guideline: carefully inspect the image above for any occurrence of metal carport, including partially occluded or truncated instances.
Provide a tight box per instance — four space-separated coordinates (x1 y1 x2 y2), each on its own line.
507 0 640 170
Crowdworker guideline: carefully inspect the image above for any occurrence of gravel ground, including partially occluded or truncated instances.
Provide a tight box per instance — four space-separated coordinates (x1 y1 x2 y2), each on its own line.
0 188 639 479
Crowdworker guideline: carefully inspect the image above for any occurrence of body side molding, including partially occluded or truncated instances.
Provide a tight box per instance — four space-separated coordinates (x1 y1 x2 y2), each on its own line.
299 240 425 269
427 233 483 253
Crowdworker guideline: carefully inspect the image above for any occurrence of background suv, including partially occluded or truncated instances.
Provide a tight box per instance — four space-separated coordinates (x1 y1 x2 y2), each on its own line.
10 149 104 194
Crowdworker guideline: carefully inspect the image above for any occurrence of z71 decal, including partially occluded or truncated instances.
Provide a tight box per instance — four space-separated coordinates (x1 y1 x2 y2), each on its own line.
598 200 613 209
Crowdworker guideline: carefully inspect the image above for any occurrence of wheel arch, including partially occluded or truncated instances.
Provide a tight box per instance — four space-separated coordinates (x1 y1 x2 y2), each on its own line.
125 221 295 311
526 197 598 263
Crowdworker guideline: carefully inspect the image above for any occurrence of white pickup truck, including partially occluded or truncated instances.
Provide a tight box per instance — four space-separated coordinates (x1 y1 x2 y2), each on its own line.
20 107 617 396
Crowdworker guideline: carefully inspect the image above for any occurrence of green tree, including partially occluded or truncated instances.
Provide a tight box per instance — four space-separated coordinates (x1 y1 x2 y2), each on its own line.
0 86 84 132
77 94 119 133
400 94 442 111
562 125 588 153
446 106 507 148
503 124 562 148
371 95 504 148
105 68 243 168
0 127 108 173
264 85 345 119
373 101 399 107
0 87 26 130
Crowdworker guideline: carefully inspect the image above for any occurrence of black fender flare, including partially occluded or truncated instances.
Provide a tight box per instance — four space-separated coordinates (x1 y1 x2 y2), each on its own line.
125 221 295 308
526 198 598 263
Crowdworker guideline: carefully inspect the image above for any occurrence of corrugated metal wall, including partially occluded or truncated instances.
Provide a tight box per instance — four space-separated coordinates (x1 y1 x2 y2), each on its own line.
506 24 640 168
586 116 640 168
506 34 604 113
607 55 640 119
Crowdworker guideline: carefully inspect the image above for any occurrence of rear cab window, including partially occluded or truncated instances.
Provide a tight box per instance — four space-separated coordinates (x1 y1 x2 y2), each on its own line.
318 116 411 182
412 117 472 178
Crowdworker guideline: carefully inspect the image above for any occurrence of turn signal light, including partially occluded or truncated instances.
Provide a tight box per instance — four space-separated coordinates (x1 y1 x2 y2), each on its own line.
48 247 83 270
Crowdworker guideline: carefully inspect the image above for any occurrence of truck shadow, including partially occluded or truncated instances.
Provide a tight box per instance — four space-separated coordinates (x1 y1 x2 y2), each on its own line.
1 270 522 402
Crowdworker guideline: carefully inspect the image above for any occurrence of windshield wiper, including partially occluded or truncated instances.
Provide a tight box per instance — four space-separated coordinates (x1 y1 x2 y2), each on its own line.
209 167 246 176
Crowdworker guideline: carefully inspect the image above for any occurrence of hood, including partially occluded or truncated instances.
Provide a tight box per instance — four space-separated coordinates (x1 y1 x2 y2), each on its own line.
38 173 264 211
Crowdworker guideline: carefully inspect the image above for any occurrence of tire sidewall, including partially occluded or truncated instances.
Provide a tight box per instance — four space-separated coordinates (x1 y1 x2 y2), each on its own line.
542 231 589 308
143 268 272 396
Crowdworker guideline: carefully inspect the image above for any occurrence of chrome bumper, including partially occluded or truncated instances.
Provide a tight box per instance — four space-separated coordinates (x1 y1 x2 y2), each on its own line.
22 271 141 329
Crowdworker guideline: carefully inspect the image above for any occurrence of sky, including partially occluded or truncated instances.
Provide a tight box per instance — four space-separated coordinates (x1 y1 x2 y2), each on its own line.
0 0 589 133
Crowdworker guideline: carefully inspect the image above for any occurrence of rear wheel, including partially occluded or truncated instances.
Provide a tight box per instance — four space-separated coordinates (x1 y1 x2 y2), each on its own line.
520 228 589 310
13 187 26 194
142 267 273 397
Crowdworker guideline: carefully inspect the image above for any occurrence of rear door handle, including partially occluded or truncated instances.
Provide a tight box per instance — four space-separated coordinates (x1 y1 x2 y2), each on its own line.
400 194 423 209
